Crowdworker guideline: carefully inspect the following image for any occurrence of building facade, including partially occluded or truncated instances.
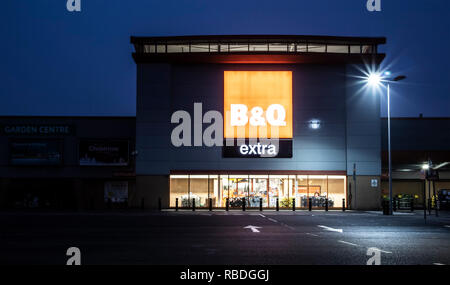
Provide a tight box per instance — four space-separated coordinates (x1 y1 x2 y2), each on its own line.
2 36 446 211
0 116 136 209
131 35 386 210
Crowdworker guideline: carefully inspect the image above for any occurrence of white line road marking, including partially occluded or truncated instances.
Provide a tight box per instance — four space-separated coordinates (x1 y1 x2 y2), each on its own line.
317 225 343 233
371 247 392 254
338 240 359 247
444 225 450 228
268 218 278 223
306 233 319 237
433 263 445 265
244 225 261 233
259 214 266 218
279 222 295 230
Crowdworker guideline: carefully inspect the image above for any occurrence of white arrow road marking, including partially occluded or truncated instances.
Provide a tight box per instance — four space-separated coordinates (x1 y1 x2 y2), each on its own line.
244 225 261 233
338 240 359 247
317 225 343 233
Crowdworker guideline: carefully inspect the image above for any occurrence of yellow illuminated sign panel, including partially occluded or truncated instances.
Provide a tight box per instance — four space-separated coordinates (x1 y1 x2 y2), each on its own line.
224 71 293 139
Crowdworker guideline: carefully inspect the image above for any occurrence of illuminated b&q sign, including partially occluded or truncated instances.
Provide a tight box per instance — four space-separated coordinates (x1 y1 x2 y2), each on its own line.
224 71 293 139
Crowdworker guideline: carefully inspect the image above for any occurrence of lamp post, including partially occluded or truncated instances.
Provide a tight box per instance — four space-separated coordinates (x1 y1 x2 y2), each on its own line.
367 72 406 215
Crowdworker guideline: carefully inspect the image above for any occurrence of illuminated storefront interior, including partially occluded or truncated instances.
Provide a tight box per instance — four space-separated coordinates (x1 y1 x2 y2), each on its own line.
170 174 346 208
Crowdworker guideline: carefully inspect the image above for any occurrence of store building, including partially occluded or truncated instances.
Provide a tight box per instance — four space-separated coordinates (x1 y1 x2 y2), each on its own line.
2 36 447 211
381 117 450 208
0 116 136 209
131 35 387 210
0 115 448 210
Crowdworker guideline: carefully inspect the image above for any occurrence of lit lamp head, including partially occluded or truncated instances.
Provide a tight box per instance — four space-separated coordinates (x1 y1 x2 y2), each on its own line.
309 119 321 130
367 72 382 87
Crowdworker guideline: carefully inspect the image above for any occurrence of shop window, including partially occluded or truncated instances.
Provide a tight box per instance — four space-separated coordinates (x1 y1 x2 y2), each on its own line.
208 175 219 207
350 45 361 54
156 44 166 53
169 174 346 209
327 176 346 208
220 175 230 206
229 44 248 52
293 175 308 207
269 175 289 207
189 175 209 207
268 43 288 52
144 45 156 53
296 44 307 52
249 175 268 207
167 45 190 53
269 175 290 207
327 45 349 53
288 43 296 52
362 45 373 54
228 175 248 208
249 44 268 52
209 44 219 52
190 44 209 52
220 44 229 52
308 44 326 53
169 175 189 207
308 175 328 207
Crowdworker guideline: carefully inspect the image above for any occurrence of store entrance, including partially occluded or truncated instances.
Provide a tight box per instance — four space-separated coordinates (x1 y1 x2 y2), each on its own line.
170 173 347 209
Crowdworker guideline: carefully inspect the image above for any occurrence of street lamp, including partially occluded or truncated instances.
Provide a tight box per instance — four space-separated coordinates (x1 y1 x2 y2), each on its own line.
366 71 406 215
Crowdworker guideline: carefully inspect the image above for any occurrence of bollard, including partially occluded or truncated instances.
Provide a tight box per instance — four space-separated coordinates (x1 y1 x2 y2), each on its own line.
259 198 263 211
226 198 229 211
393 198 397 212
242 197 246 211
209 198 212 211
276 198 279 211
342 198 345 212
325 199 328 211
192 198 195 211
383 200 389 215
292 198 296 211
175 198 179 211
308 197 312 211
428 199 432 215
410 198 414 212
158 197 161 211
141 197 145 210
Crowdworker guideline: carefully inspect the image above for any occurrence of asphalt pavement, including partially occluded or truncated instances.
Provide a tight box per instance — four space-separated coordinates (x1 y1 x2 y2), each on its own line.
0 210 449 265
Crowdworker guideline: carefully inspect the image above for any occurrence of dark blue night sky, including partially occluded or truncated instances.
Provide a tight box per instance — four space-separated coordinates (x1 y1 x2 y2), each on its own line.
1 0 449 117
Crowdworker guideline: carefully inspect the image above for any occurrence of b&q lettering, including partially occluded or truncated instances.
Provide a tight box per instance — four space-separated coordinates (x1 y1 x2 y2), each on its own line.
230 104 287 127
